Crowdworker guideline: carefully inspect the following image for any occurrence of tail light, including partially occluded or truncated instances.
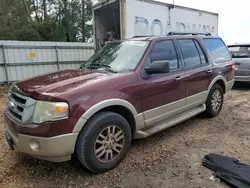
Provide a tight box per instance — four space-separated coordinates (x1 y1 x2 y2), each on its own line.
231 61 235 75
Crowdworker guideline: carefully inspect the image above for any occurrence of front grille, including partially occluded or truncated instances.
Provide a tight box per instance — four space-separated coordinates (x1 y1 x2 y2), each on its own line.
9 109 22 121
7 90 36 124
11 93 26 105
8 92 26 121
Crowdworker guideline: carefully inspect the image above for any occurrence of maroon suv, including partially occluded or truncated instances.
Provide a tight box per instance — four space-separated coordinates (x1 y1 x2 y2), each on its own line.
4 33 235 173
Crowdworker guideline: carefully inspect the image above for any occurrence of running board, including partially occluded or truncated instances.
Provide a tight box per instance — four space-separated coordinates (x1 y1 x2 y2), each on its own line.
133 104 206 139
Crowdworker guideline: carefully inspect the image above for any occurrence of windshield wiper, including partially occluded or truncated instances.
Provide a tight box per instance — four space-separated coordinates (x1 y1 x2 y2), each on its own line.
85 63 117 73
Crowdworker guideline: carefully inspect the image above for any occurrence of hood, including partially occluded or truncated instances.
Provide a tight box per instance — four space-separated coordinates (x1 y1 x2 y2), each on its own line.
13 69 116 98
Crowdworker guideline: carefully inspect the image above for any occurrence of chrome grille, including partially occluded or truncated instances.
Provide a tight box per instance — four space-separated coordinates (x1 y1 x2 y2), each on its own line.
7 90 36 124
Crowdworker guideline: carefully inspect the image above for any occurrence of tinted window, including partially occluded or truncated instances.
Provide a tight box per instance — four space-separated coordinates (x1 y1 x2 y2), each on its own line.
228 45 250 58
203 38 232 62
194 40 207 64
178 39 202 67
149 40 179 71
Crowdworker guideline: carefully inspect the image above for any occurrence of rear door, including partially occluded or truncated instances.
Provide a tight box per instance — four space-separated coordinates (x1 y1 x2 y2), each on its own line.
176 38 213 109
228 45 250 77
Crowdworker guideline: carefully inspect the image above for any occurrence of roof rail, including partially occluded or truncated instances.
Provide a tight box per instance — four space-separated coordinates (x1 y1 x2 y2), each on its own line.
167 32 211 36
132 35 155 38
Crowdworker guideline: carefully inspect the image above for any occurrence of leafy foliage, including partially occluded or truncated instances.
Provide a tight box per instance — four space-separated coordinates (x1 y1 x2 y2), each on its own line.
0 0 93 42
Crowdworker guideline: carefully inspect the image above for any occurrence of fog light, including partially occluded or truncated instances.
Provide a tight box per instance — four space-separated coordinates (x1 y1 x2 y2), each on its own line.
29 139 40 151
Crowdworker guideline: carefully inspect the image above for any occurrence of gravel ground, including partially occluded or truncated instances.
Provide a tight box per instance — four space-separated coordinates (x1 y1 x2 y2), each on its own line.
0 83 250 188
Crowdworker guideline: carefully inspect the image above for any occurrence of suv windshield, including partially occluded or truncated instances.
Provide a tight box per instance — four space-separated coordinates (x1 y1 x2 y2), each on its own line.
81 40 149 72
228 45 250 58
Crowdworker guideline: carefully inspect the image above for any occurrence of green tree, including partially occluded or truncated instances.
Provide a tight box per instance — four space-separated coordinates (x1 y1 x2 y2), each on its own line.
81 0 92 42
0 0 93 42
0 0 40 40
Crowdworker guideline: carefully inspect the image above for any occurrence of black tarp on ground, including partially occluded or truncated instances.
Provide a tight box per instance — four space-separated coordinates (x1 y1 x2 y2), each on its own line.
202 153 250 188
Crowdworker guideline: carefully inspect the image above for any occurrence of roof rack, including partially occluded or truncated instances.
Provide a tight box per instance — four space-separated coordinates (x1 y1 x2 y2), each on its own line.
132 35 155 38
167 32 211 36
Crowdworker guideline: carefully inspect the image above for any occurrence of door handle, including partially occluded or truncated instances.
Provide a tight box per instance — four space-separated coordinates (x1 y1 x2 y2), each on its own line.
174 76 182 81
207 69 213 73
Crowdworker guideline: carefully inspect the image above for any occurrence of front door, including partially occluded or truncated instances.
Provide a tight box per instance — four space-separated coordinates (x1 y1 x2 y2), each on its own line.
176 39 213 109
140 40 186 127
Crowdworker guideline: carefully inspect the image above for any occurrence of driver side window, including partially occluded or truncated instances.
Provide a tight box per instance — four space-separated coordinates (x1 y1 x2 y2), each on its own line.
146 40 179 71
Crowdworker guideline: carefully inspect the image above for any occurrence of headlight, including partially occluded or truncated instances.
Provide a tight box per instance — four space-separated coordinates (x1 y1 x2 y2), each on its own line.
33 101 69 124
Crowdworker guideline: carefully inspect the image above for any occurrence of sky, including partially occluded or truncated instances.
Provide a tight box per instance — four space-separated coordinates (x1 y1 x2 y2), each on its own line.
160 0 250 45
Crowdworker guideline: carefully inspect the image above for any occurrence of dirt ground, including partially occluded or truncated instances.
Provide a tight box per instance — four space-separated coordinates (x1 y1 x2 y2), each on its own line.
0 83 250 188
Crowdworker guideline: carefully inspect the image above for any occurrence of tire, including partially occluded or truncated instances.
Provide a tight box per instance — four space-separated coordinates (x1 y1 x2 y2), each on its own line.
204 83 224 118
75 111 132 173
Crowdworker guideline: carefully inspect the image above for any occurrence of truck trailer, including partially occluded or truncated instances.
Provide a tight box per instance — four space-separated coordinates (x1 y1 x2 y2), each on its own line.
93 0 219 49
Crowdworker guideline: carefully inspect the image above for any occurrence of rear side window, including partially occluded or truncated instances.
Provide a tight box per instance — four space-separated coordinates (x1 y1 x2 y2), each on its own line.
228 45 250 58
203 38 232 63
177 39 204 68
149 40 179 71
194 40 207 64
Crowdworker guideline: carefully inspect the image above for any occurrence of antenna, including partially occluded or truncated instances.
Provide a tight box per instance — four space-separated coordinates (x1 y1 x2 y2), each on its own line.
169 0 174 9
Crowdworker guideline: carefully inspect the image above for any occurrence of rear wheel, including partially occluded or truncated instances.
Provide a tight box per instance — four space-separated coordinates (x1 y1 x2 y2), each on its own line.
204 84 224 118
75 111 132 173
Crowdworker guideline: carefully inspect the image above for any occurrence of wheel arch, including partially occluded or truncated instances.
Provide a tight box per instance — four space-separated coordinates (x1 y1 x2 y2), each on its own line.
73 99 138 133
208 76 226 94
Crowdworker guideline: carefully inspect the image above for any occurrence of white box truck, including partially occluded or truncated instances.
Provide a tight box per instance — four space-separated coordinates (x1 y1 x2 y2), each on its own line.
93 0 218 49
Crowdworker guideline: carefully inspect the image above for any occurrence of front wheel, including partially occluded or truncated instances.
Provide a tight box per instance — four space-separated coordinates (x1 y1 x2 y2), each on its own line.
204 84 224 118
75 111 132 173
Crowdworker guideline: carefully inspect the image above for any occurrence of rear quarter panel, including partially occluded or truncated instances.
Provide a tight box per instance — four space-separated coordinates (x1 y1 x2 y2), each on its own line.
199 37 234 83
213 61 234 82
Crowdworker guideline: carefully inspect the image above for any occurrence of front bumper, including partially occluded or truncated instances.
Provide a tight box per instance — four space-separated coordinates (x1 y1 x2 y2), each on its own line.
5 123 78 162
234 75 250 82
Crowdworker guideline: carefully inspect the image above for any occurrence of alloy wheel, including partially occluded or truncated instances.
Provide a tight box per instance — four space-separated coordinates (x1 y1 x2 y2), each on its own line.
94 126 124 163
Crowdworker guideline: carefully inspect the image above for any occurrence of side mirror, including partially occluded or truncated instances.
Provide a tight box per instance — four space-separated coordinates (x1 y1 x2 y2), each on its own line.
144 60 170 74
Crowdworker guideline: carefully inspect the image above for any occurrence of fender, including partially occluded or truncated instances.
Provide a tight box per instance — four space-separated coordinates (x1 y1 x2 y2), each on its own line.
72 99 138 133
